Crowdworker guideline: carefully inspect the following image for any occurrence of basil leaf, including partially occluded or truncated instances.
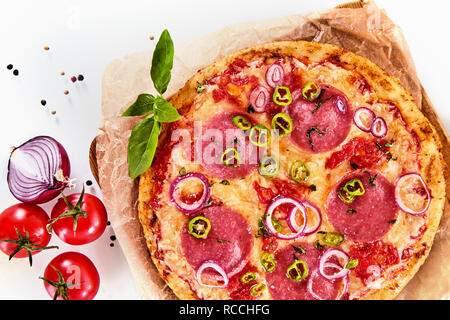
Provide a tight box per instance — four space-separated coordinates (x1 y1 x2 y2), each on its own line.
122 94 155 117
153 96 181 123
151 29 174 95
127 115 161 179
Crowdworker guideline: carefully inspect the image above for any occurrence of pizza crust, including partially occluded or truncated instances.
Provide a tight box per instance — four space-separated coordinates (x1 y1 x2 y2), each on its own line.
138 40 446 300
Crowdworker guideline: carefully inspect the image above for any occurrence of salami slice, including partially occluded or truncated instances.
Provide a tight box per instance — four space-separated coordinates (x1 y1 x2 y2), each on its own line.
286 86 353 153
195 111 259 179
266 243 344 300
181 206 253 279
326 170 397 242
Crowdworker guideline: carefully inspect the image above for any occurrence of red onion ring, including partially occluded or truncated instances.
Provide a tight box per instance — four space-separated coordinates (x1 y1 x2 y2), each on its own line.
7 136 71 204
318 249 350 280
395 173 431 216
265 196 307 240
307 266 349 300
265 63 285 88
371 117 388 138
353 107 375 132
288 200 322 236
196 261 229 288
334 96 347 114
249 86 270 112
170 172 210 215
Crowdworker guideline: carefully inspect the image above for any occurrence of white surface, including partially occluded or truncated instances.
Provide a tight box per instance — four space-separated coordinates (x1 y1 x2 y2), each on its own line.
0 0 449 300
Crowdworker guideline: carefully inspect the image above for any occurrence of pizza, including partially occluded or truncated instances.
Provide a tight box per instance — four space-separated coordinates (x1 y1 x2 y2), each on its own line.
137 41 446 300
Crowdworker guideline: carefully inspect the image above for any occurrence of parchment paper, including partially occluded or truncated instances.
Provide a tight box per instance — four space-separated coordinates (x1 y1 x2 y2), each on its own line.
96 0 450 300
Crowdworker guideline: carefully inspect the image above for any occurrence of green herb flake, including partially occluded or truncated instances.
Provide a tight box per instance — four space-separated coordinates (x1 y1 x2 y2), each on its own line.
179 167 187 176
308 184 317 192
292 245 306 255
306 125 327 151
347 209 357 215
196 82 205 93
314 240 326 250
216 238 230 243
363 170 378 187
220 180 230 185
350 162 359 170
389 219 397 225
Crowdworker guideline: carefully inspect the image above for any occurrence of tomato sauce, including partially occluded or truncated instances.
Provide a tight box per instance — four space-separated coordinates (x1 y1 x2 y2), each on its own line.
262 237 278 253
210 59 258 106
228 263 258 300
326 137 389 170
349 240 399 285
150 123 178 209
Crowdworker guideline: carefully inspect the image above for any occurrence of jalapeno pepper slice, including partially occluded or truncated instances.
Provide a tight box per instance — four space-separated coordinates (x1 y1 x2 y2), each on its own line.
290 161 310 184
346 259 359 269
273 86 292 106
188 216 211 239
260 252 276 272
286 260 308 281
343 179 365 196
250 283 267 297
272 113 293 138
320 232 344 246
232 115 252 130
249 124 271 147
259 156 279 177
338 178 365 204
221 148 241 167
240 272 257 283
302 81 321 101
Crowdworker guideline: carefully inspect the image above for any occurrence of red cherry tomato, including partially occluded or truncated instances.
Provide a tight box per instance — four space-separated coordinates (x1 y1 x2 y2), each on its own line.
50 188 107 245
41 251 100 300
0 204 57 265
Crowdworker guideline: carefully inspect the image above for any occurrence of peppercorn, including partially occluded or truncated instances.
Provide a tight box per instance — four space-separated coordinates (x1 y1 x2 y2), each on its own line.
77 74 84 81
64 90 69 95
86 180 93 186
110 235 117 241
43 46 50 51
41 99 47 106
13 69 19 76
6 64 13 70
71 76 77 82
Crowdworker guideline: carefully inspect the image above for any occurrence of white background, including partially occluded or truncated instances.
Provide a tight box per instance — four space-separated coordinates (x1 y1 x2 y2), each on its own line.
0 0 449 300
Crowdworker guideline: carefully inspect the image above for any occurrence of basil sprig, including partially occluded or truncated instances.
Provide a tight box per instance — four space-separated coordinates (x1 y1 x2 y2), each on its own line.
122 29 181 179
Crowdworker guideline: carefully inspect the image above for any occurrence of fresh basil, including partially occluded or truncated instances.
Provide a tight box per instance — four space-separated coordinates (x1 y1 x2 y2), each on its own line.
123 29 181 179
127 116 161 179
151 29 174 95
154 96 181 123
122 94 155 117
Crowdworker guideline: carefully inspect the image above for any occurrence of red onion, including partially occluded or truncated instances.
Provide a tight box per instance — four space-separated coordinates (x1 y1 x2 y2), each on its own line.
265 196 307 240
291 200 322 236
169 172 210 215
7 136 71 204
371 117 388 138
307 266 349 300
395 173 431 216
353 107 375 132
249 86 270 112
265 63 285 88
334 96 347 114
318 249 350 280
196 261 229 288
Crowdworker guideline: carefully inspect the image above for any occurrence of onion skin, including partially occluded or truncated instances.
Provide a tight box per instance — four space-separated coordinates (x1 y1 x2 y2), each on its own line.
265 63 285 88
7 136 71 204
264 196 307 240
318 248 350 280
249 86 270 112
394 173 431 216
353 107 375 133
196 261 229 288
371 117 388 138
169 172 210 215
